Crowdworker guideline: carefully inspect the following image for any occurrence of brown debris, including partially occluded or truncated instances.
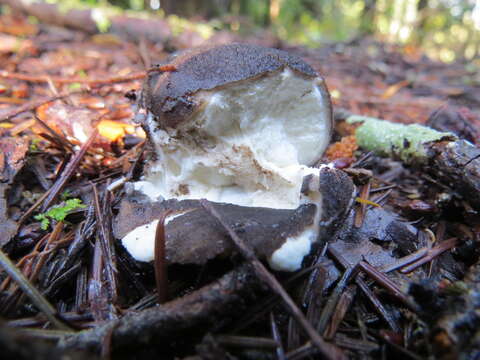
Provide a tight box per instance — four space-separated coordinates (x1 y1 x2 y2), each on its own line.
325 135 358 161
61 264 261 354
0 137 28 246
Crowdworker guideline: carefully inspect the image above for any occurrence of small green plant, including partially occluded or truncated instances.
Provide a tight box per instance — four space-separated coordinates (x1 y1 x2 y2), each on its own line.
29 138 41 152
60 189 72 201
35 198 87 230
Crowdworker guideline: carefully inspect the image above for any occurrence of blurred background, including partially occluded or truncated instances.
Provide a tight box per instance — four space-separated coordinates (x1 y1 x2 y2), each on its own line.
70 0 480 63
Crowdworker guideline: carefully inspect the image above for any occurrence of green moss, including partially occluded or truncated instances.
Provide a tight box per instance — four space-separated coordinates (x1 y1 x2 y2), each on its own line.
34 198 87 230
347 115 456 163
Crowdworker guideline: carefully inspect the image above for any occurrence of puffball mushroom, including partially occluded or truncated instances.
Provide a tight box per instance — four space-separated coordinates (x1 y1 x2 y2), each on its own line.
118 43 354 271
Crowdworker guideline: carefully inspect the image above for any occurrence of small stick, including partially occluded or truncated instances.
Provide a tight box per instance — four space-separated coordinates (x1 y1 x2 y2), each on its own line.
93 185 118 303
8 311 92 328
101 322 117 360
15 328 75 339
316 268 354 334
356 275 400 332
270 312 287 360
33 115 74 153
146 64 177 73
358 261 418 311
285 342 318 360
200 199 345 360
324 285 356 340
354 181 371 227
154 210 172 304
400 238 458 274
216 335 278 349
0 70 147 85
0 248 73 330
232 263 328 334
41 128 98 211
378 248 429 273
0 92 79 122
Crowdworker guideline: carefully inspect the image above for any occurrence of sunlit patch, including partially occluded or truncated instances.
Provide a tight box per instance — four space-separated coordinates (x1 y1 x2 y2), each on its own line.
98 120 136 142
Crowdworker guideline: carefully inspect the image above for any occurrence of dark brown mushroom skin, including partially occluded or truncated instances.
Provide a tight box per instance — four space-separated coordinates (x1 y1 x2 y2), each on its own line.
114 167 355 265
140 43 333 132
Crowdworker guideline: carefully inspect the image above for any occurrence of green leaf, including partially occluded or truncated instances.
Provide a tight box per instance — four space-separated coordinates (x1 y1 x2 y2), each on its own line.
34 198 87 230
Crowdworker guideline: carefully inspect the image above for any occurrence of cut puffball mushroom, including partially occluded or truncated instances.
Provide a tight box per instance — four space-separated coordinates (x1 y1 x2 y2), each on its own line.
118 43 354 271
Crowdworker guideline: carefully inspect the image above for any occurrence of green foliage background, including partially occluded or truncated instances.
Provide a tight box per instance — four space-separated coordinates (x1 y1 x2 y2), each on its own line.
22 0 480 62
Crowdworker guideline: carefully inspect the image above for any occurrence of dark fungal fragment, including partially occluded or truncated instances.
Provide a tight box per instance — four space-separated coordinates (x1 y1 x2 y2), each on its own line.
114 193 317 265
114 168 355 266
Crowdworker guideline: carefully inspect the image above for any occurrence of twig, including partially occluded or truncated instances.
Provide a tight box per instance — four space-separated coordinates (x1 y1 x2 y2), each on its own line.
400 238 458 274
316 268 354 334
92 185 118 304
146 64 177 73
154 210 172 304
355 275 400 332
216 335 278 349
358 261 418 311
0 70 146 85
324 285 356 340
0 91 80 122
34 115 74 153
41 128 98 211
378 248 429 273
101 322 117 360
61 264 259 352
354 182 371 227
200 199 345 360
286 342 318 360
15 328 76 339
270 312 287 360
7 311 92 328
0 248 73 330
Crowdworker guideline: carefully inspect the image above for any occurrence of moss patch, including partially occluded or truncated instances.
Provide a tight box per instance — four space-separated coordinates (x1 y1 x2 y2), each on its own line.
347 115 456 163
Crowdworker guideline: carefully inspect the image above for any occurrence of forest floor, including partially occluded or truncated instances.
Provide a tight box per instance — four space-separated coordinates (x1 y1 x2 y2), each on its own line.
0 10 480 360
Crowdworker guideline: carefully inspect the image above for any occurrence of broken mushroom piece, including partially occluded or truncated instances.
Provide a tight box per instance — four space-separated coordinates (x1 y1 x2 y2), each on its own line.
119 43 354 271
117 167 354 272
136 43 333 209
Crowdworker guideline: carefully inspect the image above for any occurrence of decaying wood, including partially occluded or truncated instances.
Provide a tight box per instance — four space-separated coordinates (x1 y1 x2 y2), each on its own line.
334 108 480 210
0 322 90 360
60 264 260 353
413 261 480 359
426 140 480 210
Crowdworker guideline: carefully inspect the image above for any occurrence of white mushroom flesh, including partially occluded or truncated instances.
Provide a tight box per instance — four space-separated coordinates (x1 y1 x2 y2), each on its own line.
123 68 333 271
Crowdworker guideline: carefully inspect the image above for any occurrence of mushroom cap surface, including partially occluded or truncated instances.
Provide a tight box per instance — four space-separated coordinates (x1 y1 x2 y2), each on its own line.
143 43 331 129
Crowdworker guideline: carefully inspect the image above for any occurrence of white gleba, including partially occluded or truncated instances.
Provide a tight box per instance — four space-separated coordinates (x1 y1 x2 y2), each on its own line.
122 68 333 271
